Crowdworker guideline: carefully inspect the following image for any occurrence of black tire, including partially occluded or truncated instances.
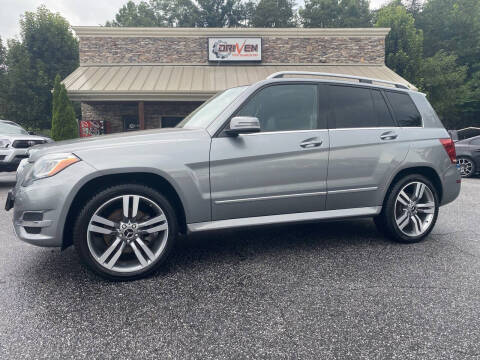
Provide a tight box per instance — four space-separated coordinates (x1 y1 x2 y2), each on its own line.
376 174 439 244
457 156 476 178
73 184 178 281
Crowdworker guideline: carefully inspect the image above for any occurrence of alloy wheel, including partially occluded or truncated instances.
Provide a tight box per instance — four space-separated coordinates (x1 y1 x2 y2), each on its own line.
394 181 436 237
87 195 169 273
457 158 473 177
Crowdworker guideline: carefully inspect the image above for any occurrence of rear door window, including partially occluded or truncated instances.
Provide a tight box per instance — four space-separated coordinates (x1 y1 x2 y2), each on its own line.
385 91 422 127
329 85 394 128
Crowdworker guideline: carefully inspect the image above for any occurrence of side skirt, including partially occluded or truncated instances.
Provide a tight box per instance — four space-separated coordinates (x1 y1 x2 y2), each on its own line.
187 206 382 233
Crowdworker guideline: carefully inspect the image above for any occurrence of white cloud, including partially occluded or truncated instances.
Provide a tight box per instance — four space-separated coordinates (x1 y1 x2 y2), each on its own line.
0 0 126 40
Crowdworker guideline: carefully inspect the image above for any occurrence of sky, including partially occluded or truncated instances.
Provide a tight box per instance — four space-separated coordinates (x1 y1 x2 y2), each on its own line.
0 0 390 41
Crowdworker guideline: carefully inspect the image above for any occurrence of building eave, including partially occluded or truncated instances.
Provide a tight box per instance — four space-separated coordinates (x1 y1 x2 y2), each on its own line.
68 91 217 102
72 26 391 39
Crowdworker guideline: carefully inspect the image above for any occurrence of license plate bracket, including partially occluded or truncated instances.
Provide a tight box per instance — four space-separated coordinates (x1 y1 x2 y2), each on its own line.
5 190 14 211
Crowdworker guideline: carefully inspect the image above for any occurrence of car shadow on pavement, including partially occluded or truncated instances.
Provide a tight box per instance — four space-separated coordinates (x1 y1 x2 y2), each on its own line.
20 218 390 285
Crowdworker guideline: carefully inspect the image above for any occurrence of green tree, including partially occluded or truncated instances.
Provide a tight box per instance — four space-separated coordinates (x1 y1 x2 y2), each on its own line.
106 0 165 26
417 0 480 70
252 0 296 27
51 75 78 141
0 37 7 117
108 0 248 27
419 50 468 129
300 0 371 28
375 3 423 84
2 6 78 130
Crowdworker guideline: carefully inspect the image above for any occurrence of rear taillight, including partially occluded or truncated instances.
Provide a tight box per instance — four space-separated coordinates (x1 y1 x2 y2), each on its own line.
440 138 456 164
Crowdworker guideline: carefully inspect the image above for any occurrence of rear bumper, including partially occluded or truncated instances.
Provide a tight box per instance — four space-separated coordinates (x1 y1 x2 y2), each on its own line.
440 163 461 206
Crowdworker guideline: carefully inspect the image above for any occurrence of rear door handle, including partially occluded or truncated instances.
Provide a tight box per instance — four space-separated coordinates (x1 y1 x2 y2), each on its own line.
300 137 323 149
380 131 398 141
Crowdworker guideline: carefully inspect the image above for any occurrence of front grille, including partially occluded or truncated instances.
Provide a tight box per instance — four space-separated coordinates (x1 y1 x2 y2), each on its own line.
12 139 45 148
0 155 5 160
15 155 29 159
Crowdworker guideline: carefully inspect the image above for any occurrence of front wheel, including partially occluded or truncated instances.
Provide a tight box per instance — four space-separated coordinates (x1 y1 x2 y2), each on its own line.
73 184 178 280
375 175 439 243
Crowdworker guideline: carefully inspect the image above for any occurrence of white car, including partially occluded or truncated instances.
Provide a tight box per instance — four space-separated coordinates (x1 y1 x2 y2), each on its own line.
0 120 52 172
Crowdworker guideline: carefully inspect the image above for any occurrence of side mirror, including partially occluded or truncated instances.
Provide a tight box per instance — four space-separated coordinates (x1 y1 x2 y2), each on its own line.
225 116 261 136
28 131 36 135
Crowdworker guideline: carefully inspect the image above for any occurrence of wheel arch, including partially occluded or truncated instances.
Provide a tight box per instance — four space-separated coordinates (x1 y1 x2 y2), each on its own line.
62 172 187 249
383 166 443 207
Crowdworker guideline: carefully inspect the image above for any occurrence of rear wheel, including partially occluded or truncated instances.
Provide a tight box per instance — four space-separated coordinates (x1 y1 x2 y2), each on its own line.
376 174 439 243
73 184 178 280
457 157 475 178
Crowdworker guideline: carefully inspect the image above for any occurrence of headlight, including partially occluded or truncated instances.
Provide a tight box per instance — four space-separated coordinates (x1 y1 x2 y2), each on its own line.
0 139 11 148
23 153 80 186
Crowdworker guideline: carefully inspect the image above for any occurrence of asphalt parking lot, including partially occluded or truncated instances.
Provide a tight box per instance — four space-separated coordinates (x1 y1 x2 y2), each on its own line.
0 173 479 359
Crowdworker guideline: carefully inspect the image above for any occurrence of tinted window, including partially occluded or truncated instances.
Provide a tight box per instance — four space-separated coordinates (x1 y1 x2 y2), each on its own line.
236 84 319 132
330 86 393 128
385 91 422 127
372 90 395 127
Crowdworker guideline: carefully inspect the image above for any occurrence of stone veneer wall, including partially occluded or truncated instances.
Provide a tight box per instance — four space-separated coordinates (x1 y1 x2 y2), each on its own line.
79 36 384 65
81 102 203 133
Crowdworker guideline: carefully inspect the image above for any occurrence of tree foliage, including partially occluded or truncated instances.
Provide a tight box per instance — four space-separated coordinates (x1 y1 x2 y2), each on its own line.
0 6 78 130
106 0 250 27
300 0 371 28
375 3 423 84
51 75 78 141
252 0 296 27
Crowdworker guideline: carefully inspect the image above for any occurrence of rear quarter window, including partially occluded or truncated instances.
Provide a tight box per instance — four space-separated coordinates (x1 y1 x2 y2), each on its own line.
385 91 422 127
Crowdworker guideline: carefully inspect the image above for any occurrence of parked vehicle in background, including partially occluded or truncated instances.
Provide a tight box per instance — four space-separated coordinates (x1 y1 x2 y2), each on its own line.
449 127 480 141
455 135 480 177
6 72 461 280
0 121 53 172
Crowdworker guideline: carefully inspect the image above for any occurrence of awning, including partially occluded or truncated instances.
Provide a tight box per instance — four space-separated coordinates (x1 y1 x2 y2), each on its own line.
64 64 416 102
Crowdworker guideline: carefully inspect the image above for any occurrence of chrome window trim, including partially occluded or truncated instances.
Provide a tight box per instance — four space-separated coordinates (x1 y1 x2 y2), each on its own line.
239 129 329 136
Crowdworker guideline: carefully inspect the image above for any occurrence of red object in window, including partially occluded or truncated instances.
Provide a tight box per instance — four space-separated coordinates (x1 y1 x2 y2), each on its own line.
440 138 456 164
79 120 106 137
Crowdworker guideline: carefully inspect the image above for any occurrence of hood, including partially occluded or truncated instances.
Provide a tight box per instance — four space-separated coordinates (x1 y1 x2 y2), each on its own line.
28 127 208 162
0 133 49 142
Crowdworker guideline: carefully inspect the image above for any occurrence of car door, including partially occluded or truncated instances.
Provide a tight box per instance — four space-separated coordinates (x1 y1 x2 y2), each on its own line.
326 85 410 210
209 83 330 221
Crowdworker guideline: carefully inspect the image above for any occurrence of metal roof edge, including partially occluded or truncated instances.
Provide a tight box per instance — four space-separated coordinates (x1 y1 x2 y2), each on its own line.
68 91 216 102
72 26 391 38
75 62 387 67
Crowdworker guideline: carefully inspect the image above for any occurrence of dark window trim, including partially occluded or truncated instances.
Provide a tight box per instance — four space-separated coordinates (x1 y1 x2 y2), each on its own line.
215 81 322 138
383 89 423 127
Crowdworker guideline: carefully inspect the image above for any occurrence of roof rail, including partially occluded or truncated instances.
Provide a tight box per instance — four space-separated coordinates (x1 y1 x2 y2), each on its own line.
267 71 410 90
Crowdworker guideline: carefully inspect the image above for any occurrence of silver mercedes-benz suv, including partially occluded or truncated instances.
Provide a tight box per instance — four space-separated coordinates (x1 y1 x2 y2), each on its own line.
6 72 461 280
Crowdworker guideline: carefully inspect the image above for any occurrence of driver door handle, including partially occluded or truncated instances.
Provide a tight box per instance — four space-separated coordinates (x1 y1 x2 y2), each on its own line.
380 131 398 141
300 137 323 149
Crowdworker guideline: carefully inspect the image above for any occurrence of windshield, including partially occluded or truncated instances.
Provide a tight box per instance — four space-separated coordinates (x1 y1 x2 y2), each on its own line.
177 86 248 129
0 122 28 135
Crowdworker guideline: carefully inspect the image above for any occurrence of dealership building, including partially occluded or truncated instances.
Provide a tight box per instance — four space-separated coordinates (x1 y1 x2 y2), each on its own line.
63 26 414 135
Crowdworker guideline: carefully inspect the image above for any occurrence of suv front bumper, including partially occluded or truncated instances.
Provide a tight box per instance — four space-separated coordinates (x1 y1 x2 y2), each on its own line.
0 148 29 171
9 160 96 247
